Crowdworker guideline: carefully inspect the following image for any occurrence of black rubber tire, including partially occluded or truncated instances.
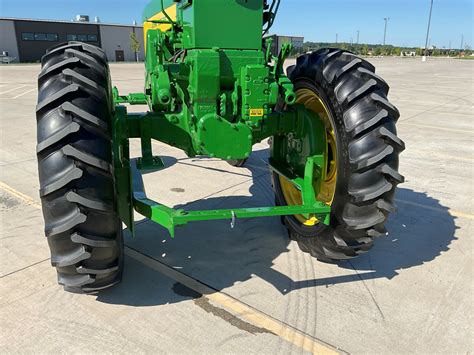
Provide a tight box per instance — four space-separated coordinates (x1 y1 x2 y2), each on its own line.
36 42 123 293
273 48 405 262
226 159 248 167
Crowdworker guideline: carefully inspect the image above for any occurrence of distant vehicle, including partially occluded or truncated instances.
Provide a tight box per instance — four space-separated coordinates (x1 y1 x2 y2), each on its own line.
0 51 16 64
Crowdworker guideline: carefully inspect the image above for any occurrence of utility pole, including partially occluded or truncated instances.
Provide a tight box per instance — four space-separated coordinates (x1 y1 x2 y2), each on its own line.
423 0 434 62
460 34 464 50
383 17 390 45
357 30 360 44
336 33 338 44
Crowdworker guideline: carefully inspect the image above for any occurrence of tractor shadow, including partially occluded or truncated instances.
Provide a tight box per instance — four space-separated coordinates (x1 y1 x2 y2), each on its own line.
97 148 457 307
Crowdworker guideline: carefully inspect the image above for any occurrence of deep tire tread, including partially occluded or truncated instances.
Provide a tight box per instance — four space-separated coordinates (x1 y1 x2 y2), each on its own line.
39 167 83 197
52 246 91 267
65 191 114 212
62 145 111 172
36 122 80 154
36 42 122 293
275 48 404 261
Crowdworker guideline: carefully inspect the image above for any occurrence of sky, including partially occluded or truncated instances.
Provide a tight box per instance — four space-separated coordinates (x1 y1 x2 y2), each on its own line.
0 0 472 48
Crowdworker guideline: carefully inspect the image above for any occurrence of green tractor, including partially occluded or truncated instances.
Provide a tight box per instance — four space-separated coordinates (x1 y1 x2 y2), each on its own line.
36 0 404 292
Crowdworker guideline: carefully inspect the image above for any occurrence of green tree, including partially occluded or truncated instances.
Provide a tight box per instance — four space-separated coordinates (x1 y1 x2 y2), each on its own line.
361 44 369 56
383 46 396 56
339 42 349 50
130 32 141 62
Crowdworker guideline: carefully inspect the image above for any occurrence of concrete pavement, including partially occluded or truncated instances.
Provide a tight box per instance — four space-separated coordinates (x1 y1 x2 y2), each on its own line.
0 57 472 354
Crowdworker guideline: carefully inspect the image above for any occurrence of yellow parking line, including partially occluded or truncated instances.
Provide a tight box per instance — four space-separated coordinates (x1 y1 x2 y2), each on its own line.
3 180 473 351
396 199 474 220
125 247 341 355
0 181 40 208
0 180 341 354
209 292 338 354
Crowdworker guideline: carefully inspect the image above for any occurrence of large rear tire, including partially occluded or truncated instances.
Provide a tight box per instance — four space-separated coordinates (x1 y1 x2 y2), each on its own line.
273 49 405 261
36 42 123 293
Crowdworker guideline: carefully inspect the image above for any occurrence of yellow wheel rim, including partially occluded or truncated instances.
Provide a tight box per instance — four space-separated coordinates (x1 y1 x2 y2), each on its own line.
279 88 337 226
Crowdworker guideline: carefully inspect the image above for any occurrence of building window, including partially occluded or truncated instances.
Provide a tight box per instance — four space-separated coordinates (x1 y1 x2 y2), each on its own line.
66 34 98 43
21 32 35 41
46 33 59 42
34 33 47 41
22 32 58 42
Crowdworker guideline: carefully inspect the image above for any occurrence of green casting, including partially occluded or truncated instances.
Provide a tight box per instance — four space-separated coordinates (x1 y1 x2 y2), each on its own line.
112 0 331 237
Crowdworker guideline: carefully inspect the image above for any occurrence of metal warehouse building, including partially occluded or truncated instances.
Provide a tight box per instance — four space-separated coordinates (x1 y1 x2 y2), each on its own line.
0 17 145 63
266 34 304 56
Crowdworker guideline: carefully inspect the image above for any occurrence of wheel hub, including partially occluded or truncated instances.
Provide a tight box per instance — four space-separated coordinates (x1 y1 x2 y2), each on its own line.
279 88 337 226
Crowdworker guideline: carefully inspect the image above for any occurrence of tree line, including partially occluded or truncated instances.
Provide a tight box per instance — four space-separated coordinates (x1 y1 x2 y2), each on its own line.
294 42 473 57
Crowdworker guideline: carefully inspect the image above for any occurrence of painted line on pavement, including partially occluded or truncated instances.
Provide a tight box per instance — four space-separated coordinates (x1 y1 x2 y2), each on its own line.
125 246 341 355
1 179 472 223
0 181 40 208
0 180 341 355
2 180 473 351
395 199 474 220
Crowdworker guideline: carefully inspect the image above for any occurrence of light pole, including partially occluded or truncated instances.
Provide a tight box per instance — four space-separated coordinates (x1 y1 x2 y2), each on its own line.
383 18 390 45
460 34 464 50
336 33 338 44
423 0 434 62
357 30 360 44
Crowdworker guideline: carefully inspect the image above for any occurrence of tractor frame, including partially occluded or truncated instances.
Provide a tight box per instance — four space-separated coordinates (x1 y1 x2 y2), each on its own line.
111 0 331 237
